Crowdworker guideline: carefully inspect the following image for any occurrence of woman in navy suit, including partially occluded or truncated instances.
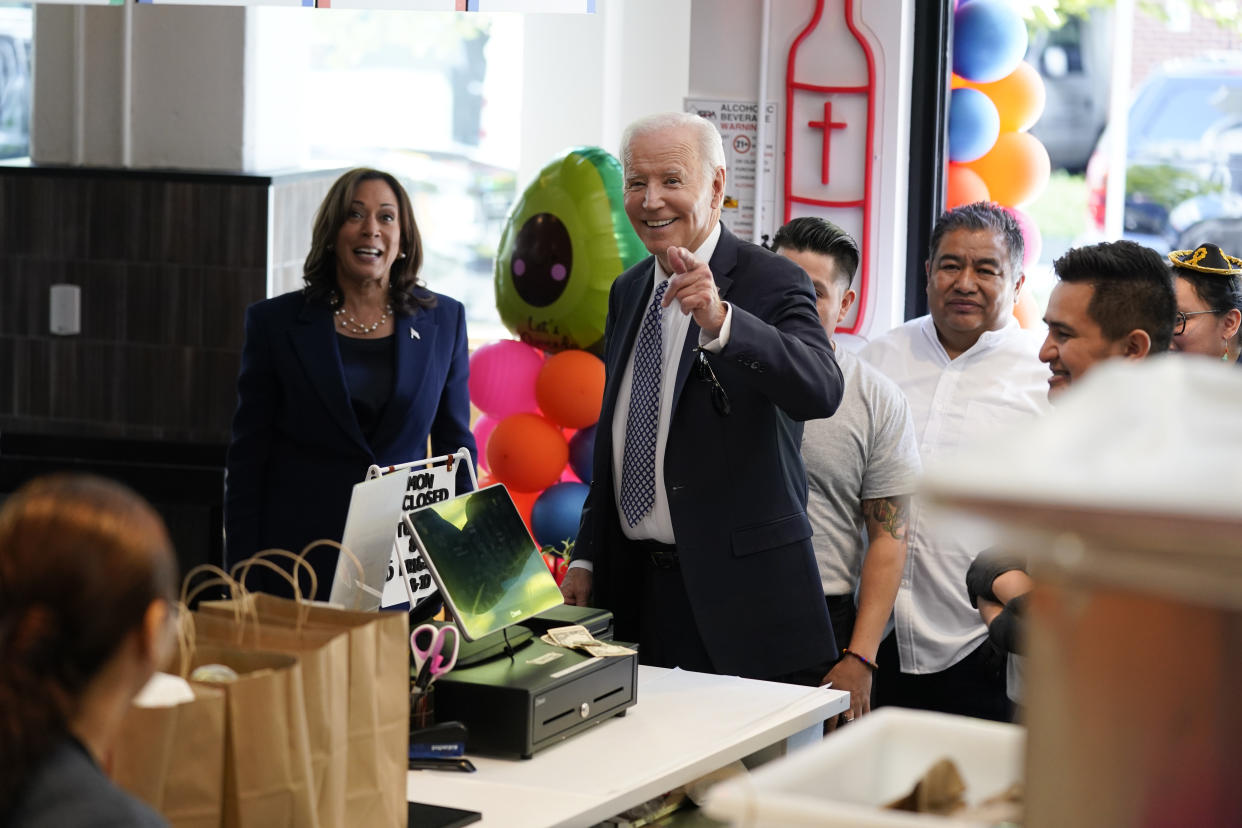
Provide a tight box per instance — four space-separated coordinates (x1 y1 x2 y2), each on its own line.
225 168 476 598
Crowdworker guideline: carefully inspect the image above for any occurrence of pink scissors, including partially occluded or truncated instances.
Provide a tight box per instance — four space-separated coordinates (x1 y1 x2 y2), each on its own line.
411 623 460 689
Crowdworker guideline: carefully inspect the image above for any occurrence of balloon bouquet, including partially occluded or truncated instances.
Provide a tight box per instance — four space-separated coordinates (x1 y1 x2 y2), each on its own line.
470 147 646 585
947 0 1049 328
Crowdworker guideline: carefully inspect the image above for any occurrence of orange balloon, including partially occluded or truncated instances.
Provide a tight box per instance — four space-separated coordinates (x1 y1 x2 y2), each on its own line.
486 412 569 492
950 73 969 90
945 163 990 210
535 350 606 429
965 131 1050 207
962 62 1046 133
1013 286 1041 330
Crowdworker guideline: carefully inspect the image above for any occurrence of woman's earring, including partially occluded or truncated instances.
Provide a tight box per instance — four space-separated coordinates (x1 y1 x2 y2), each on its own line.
398 252 407 259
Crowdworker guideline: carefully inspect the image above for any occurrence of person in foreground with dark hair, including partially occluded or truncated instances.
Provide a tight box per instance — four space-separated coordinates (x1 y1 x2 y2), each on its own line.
1039 239 1176 400
1167 242 1242 364
225 168 476 599
772 217 920 728
1 474 178 827
860 201 1048 722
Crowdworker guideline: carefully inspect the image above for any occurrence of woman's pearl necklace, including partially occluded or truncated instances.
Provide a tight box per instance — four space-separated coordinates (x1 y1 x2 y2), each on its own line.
335 303 393 335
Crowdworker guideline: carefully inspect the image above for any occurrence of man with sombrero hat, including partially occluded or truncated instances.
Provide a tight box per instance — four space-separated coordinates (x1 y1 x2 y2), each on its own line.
1168 243 1242 364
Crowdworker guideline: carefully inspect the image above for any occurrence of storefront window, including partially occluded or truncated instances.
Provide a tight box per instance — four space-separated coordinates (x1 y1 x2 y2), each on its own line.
302 10 523 342
0 3 32 160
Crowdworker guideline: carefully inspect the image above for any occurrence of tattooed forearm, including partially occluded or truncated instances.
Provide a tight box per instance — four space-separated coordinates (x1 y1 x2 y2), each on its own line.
862 495 910 541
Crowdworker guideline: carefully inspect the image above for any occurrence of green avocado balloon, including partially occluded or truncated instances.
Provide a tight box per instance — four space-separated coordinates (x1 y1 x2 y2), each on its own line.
495 146 647 354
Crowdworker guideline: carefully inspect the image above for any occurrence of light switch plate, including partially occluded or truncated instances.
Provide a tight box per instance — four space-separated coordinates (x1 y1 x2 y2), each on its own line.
50 284 81 335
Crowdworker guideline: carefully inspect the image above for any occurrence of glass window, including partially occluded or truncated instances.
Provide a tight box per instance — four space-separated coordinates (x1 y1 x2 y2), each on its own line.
0 3 32 160
300 10 524 342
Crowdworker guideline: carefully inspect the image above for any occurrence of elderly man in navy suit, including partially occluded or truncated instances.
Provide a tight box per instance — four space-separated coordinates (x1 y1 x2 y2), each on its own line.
561 112 845 683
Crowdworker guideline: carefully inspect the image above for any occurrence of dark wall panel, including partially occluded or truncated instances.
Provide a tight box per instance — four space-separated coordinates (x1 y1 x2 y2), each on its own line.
0 165 341 572
0 167 269 443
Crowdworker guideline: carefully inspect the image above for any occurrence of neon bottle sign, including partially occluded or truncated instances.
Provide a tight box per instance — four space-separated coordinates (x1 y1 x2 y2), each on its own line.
784 0 877 335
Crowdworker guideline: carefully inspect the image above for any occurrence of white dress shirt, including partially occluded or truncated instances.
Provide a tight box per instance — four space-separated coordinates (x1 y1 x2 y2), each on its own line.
860 315 1049 673
609 224 731 543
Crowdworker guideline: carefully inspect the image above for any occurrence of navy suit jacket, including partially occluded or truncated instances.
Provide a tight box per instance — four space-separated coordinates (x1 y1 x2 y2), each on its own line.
574 225 845 679
224 289 476 597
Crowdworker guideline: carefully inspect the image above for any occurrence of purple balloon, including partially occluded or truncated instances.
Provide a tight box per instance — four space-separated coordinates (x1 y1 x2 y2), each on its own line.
568 425 595 484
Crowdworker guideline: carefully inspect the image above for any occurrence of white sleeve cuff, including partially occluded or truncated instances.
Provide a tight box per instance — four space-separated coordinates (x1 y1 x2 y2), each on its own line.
568 559 594 573
697 302 732 352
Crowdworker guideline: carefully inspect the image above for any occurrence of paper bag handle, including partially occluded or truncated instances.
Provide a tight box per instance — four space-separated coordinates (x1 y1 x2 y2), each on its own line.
180 564 242 609
298 540 367 611
179 564 267 648
230 549 319 602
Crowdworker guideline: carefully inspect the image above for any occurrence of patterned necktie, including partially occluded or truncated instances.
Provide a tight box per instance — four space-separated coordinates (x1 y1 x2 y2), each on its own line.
619 278 669 527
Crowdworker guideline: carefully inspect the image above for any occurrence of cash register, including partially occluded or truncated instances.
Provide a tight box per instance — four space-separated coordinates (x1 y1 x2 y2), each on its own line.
403 483 638 759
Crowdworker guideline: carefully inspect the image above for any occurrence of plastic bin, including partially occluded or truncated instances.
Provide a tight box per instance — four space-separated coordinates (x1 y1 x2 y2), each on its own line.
703 707 1024 827
919 359 1242 826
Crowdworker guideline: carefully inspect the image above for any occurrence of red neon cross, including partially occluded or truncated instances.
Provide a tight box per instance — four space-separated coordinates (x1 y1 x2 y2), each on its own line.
807 101 848 186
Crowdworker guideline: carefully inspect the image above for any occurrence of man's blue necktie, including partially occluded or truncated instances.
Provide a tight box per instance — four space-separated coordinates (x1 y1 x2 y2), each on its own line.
619 278 669 527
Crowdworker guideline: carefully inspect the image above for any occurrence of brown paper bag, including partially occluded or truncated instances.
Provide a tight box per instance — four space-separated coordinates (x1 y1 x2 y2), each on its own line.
199 592 409 828
191 608 350 828
112 683 226 828
188 644 318 828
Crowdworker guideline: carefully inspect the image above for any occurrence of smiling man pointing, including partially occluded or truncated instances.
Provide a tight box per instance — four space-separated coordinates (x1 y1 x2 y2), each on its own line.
561 111 844 684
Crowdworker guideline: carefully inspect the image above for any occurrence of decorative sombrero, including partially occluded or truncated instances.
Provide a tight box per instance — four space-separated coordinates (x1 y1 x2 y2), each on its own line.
1168 243 1242 276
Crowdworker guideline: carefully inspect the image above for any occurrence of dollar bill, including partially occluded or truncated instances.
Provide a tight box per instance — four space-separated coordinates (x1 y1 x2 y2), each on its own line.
580 640 637 657
545 624 595 648
542 625 636 657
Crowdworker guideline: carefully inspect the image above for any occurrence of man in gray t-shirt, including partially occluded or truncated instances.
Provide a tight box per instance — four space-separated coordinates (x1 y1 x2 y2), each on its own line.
774 218 920 728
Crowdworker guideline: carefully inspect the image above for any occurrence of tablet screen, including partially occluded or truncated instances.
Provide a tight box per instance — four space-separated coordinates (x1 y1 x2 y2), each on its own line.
403 484 565 641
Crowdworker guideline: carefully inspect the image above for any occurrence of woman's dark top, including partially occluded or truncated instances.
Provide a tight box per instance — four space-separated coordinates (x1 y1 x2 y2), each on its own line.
337 333 396 443
7 735 168 828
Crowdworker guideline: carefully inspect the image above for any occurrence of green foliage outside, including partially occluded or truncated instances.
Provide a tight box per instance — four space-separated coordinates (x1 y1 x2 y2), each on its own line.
1019 0 1242 34
1126 164 1224 205
1024 170 1089 244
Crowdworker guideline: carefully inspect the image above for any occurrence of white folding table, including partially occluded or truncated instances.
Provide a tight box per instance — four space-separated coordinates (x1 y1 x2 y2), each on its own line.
407 665 850 828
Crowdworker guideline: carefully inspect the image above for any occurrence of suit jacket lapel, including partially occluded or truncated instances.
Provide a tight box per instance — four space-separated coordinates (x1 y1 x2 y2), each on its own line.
289 302 371 455
371 308 437 452
672 224 736 412
599 261 655 429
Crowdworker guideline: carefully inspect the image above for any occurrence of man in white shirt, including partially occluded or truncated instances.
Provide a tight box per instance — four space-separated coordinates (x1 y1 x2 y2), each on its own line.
561 112 845 682
860 202 1049 721
773 218 921 726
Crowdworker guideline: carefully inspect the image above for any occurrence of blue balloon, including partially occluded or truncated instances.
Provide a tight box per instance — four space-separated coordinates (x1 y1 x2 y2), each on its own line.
948 87 1000 162
531 482 590 548
568 425 595 484
953 0 1028 84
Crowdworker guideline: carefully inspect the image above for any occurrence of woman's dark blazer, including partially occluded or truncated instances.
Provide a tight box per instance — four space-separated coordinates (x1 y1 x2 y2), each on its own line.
224 288 476 597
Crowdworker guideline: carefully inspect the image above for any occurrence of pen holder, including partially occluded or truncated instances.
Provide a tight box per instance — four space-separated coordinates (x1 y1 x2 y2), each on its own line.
410 684 436 731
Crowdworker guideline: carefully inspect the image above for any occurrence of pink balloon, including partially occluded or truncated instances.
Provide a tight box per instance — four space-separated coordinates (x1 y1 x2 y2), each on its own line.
560 465 580 483
1004 206 1043 270
467 340 544 418
472 414 500 473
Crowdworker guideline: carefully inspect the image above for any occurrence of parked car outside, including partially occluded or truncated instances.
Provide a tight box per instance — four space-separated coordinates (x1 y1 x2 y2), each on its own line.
1084 53 1242 254
1027 10 1112 173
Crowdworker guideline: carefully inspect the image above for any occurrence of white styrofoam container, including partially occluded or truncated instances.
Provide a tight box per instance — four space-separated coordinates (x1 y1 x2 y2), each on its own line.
703 707 1024 827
